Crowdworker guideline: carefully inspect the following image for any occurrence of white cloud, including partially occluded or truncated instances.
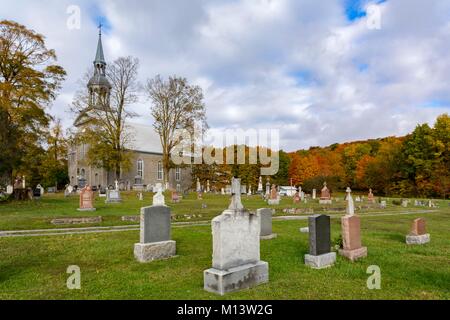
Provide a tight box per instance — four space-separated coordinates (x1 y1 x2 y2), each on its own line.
1 0 449 151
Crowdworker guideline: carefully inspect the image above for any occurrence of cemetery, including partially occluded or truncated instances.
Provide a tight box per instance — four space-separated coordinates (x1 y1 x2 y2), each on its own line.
1 2 450 304
0 182 449 300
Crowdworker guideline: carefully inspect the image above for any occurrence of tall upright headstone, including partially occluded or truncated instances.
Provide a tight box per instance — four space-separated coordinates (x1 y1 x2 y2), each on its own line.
304 215 336 269
134 194 176 262
406 218 430 245
367 188 375 203
339 187 367 261
257 176 263 193
78 186 96 212
312 189 316 200
258 208 277 240
345 187 355 216
204 178 269 295
196 178 201 192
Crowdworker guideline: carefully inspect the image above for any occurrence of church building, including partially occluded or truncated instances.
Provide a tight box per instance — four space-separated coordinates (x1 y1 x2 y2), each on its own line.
68 29 192 192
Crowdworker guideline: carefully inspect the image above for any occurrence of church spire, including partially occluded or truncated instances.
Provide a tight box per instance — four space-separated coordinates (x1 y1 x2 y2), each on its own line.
94 23 105 64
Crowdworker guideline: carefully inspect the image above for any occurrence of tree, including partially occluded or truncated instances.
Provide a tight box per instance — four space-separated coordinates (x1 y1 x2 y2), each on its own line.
146 75 207 188
71 56 140 180
39 119 69 189
0 20 66 184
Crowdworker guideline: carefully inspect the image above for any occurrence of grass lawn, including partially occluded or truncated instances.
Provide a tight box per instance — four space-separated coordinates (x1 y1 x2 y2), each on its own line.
0 192 445 231
0 205 449 299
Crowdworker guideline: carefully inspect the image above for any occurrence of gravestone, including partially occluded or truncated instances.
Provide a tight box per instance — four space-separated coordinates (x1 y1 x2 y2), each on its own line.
78 178 87 189
304 215 336 269
6 185 13 195
171 191 180 203
134 204 176 262
293 191 300 203
221 188 225 195
300 227 309 233
33 188 41 199
204 178 269 295
406 218 430 245
268 185 280 205
367 188 375 203
47 187 56 193
78 186 96 212
345 187 355 216
265 181 270 198
319 182 332 204
138 192 144 201
105 189 122 203
64 185 74 197
339 215 367 261
37 184 44 196
312 189 316 200
99 187 107 198
196 178 201 192
153 183 165 206
402 199 408 208
380 200 387 209
257 176 263 193
258 208 277 240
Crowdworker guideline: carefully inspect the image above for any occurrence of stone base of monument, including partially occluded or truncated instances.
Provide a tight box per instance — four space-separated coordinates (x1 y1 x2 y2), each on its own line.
299 227 309 233
77 208 96 212
134 240 176 262
260 233 277 240
267 199 280 205
204 261 269 295
304 252 336 269
339 246 367 262
319 199 332 205
406 234 430 245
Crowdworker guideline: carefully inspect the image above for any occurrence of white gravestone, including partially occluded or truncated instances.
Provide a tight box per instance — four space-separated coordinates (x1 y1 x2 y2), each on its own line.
153 183 165 206
346 187 355 216
105 189 122 203
204 178 269 295
6 185 13 195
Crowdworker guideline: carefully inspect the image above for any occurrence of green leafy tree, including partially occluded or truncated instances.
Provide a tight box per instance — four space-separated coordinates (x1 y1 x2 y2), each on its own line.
0 20 66 185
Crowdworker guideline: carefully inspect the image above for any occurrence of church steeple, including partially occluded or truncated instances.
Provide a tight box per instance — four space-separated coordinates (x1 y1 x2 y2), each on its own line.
93 24 106 77
87 24 111 110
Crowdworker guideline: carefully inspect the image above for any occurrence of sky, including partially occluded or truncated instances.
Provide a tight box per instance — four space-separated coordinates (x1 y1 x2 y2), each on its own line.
2 0 450 151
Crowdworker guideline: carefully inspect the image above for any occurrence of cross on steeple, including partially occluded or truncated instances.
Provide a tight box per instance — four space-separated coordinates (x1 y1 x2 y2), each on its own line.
98 22 103 36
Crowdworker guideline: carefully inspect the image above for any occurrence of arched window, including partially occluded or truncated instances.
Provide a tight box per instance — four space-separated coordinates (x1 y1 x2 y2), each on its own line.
137 159 144 178
157 161 163 181
80 168 85 178
175 167 181 182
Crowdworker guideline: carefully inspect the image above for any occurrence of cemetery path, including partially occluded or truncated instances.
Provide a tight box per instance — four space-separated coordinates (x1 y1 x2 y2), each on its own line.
0 210 437 238
0 220 210 238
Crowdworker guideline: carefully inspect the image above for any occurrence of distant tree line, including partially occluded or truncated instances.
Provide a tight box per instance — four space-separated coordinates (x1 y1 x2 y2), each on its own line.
289 114 450 198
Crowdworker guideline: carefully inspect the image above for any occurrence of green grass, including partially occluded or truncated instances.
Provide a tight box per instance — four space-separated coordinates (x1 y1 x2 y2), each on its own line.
0 192 444 231
0 207 449 299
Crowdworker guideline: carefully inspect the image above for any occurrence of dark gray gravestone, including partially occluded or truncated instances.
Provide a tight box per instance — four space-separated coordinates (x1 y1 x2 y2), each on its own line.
140 206 171 243
308 214 331 256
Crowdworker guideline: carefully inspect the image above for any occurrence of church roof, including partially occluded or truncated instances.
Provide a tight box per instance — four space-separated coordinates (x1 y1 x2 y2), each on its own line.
125 122 163 154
